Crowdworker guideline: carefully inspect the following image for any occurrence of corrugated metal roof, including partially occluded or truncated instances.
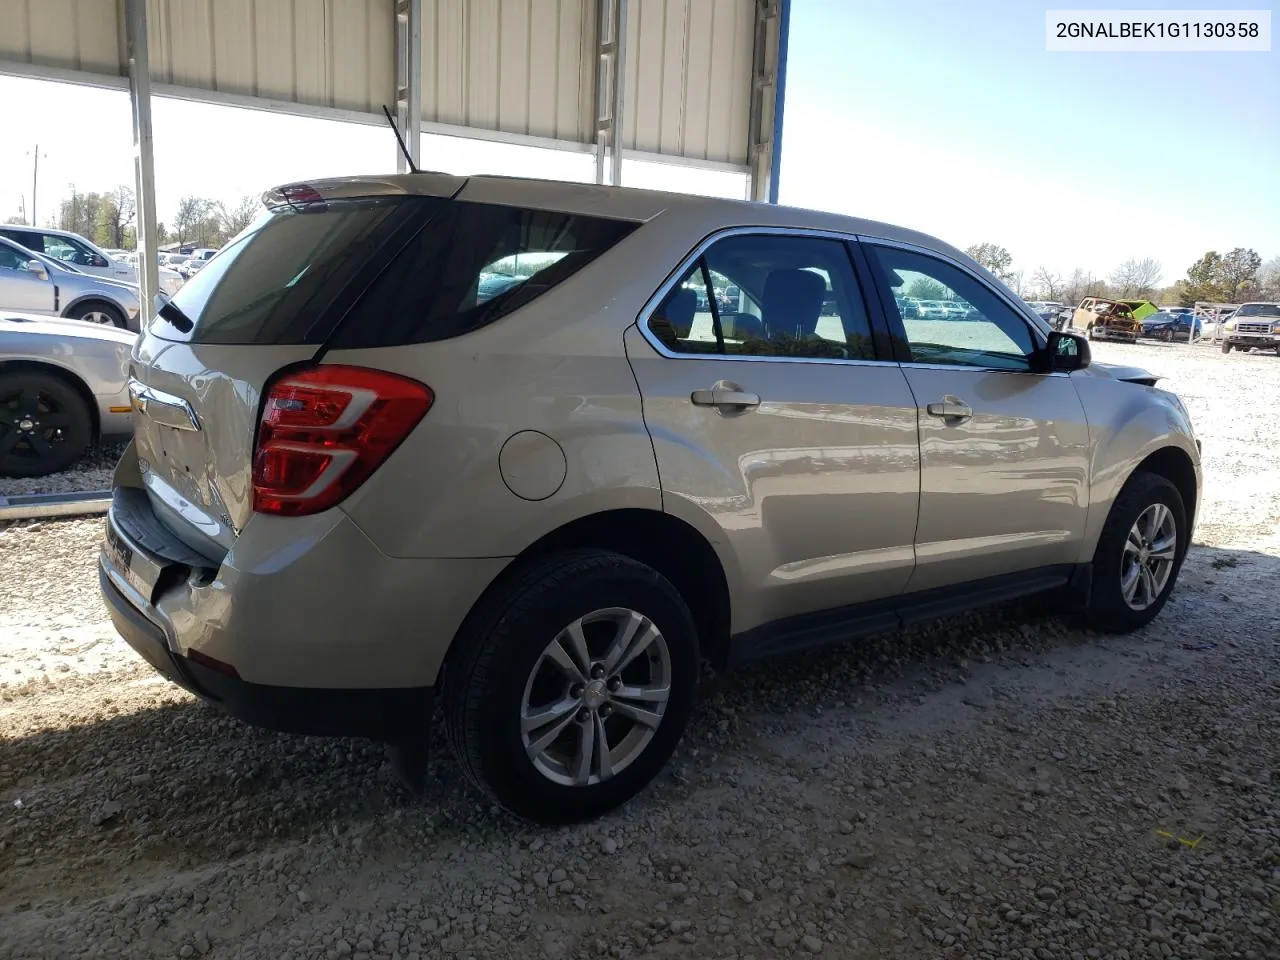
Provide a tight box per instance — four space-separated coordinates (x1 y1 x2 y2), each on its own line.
419 0 595 143
622 0 755 165
0 0 761 168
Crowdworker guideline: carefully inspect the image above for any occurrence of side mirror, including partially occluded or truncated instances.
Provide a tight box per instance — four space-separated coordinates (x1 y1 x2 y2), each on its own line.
1045 330 1090 372
25 260 49 281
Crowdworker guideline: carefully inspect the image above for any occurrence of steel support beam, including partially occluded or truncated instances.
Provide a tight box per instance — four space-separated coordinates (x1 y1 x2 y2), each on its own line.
124 0 158 317
395 0 423 171
593 0 628 186
747 0 790 203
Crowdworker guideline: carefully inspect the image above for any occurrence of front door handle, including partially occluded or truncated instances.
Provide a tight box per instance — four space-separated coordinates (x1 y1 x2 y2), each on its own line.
691 381 761 410
926 397 972 423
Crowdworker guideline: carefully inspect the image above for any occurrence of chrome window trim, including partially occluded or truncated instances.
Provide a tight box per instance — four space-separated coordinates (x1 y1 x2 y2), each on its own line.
634 225 898 369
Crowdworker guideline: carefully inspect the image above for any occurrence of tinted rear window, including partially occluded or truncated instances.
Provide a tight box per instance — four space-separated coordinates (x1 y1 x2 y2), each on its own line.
149 197 430 344
328 201 639 348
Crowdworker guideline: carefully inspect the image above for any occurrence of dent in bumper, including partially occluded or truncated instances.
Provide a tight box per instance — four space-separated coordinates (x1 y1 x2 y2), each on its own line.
101 500 510 690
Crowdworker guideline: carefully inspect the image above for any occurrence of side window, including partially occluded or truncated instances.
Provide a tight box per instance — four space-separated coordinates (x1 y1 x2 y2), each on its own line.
865 245 1036 370
649 262 721 354
0 246 30 271
648 234 876 361
41 235 81 264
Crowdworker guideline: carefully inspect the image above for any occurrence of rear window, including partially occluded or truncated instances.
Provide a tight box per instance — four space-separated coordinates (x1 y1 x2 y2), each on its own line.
328 201 638 348
150 197 427 344
151 197 637 346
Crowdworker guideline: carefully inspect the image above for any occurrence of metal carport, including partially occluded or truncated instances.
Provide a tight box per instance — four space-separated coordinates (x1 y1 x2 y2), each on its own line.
0 0 790 315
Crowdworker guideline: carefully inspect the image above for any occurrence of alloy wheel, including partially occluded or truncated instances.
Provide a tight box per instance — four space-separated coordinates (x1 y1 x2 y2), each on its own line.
0 386 73 465
79 310 115 325
520 607 672 787
1120 503 1177 611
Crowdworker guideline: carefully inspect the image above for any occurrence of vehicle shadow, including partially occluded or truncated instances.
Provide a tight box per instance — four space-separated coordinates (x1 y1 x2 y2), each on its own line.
1 542 1275 906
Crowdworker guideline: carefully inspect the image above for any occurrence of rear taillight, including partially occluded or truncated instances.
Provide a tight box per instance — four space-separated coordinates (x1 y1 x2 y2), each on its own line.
252 365 432 516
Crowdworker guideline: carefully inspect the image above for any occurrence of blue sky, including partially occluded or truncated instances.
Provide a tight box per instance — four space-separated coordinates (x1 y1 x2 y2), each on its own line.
0 0 1274 284
778 0 1278 280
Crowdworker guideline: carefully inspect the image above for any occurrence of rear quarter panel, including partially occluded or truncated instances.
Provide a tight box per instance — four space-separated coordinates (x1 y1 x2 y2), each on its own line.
325 215 704 558
1072 370 1201 558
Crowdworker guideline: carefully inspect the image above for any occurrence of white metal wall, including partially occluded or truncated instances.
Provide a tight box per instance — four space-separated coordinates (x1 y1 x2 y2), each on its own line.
0 0 766 170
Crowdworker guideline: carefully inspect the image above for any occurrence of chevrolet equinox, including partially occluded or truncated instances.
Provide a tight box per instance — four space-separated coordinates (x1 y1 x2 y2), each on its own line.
100 174 1200 823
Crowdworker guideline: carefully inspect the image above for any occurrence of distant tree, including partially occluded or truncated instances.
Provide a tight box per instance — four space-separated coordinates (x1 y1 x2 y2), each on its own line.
1257 257 1280 301
1110 258 1162 298
1032 266 1062 300
1008 269 1025 297
1182 248 1261 304
99 185 136 249
58 187 104 240
218 195 260 239
4 212 28 225
1184 251 1225 303
965 243 1014 281
1218 247 1262 302
173 195 216 245
905 277 947 301
1062 268 1107 306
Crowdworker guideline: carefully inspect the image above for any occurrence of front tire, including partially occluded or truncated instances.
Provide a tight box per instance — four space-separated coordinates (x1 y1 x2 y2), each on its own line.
66 300 126 329
442 550 699 824
1087 471 1187 633
0 372 93 477
1221 341 1232 354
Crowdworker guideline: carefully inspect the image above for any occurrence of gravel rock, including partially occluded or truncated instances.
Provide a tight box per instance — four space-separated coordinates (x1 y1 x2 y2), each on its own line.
2 342 1279 959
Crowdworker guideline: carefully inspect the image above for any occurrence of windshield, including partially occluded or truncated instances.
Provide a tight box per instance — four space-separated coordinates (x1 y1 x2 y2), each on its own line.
1235 304 1280 318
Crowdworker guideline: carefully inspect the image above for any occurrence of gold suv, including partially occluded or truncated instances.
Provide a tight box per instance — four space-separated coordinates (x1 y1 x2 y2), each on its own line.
100 174 1201 823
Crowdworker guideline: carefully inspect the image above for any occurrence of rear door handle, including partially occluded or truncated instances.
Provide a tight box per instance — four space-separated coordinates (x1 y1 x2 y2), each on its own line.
690 381 761 410
926 397 972 422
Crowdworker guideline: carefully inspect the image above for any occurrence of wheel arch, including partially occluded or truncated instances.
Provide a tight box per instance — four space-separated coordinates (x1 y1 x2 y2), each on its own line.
0 359 101 440
1131 445 1198 534
61 295 127 324
445 508 733 673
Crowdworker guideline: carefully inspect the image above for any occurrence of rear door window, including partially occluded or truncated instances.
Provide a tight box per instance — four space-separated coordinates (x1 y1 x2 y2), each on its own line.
648 234 878 361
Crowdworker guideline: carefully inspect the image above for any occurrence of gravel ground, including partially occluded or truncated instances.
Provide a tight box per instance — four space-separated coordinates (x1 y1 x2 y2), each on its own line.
0 443 127 500
1 340 1278 960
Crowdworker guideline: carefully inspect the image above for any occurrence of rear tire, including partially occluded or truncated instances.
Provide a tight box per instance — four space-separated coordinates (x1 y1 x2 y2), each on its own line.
442 549 699 824
0 372 93 477
66 300 126 329
1087 471 1187 633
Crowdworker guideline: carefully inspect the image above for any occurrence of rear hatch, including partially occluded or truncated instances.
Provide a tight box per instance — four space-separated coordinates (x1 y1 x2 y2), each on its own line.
127 173 642 563
129 175 465 561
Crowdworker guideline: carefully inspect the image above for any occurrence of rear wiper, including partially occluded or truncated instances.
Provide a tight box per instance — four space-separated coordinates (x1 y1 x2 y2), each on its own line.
157 299 194 334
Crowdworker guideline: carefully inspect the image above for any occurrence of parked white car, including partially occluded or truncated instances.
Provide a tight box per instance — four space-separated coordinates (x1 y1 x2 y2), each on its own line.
0 225 183 296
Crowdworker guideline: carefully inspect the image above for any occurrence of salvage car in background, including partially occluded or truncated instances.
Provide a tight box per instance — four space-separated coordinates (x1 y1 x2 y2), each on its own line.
0 313 134 476
0 237 142 331
1071 297 1146 342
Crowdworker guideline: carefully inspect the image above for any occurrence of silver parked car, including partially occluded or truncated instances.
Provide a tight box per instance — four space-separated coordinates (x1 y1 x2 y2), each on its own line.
1 313 134 476
100 174 1200 824
0 224 184 296
0 237 142 331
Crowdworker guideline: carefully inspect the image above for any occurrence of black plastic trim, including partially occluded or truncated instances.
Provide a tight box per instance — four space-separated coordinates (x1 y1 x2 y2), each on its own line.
110 487 217 571
728 564 1081 665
